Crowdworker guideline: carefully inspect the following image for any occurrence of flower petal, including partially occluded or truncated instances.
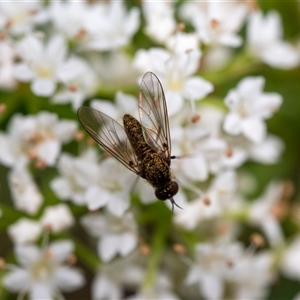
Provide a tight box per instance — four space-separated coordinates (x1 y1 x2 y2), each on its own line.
2 268 31 292
223 113 242 135
119 233 137 256
98 235 119 262
242 117 266 143
183 77 214 100
31 78 56 96
54 266 85 291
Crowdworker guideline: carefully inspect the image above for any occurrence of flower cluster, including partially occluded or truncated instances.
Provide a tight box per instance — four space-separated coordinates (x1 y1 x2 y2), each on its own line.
1 1 300 299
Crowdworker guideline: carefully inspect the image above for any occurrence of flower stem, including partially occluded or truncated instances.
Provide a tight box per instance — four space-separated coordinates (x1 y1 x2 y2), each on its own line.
142 219 170 289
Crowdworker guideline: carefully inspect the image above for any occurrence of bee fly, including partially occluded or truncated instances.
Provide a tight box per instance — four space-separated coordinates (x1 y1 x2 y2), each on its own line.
77 72 182 212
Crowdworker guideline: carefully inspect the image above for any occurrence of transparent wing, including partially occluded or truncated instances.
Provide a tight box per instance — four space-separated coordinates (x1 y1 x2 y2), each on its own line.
77 106 141 175
138 72 171 160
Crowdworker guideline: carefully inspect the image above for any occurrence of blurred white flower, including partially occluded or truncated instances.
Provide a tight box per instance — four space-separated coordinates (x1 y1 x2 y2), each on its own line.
171 121 227 182
81 211 138 262
249 182 285 247
89 51 138 87
91 91 138 123
0 41 16 89
92 253 143 300
249 134 284 164
0 2 47 36
203 46 233 70
0 111 77 167
50 148 100 206
2 240 85 299
281 236 300 280
8 218 42 244
166 32 200 55
129 273 180 300
49 1 89 41
14 34 67 96
84 157 135 217
40 204 74 233
8 162 43 215
225 250 274 299
52 56 98 110
223 76 282 143
247 10 300 69
174 171 238 230
185 242 243 299
180 1 248 47
83 1 140 51
52 149 134 216
133 48 213 116
142 1 176 44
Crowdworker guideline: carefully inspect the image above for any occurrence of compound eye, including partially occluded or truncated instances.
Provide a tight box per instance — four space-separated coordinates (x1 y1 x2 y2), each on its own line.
155 189 168 201
155 182 179 201
170 182 179 197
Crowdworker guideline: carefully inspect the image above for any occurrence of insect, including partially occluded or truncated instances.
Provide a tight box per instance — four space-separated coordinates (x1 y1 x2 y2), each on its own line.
77 72 182 212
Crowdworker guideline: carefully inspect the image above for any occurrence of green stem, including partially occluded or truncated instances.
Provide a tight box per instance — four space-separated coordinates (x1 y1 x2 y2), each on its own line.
64 233 100 273
142 220 170 289
201 50 262 87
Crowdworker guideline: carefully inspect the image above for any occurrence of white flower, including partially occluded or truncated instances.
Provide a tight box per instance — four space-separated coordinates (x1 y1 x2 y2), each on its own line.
8 218 42 244
133 48 213 116
171 120 227 182
14 34 67 96
174 171 238 230
142 1 176 44
0 111 77 167
89 51 138 87
50 149 99 206
186 242 243 299
0 2 47 36
2 240 85 299
226 251 274 299
249 182 285 247
83 1 140 51
92 253 143 300
129 273 180 300
84 157 135 217
8 163 43 215
0 41 16 89
40 204 74 233
223 76 282 143
166 32 200 55
81 212 138 262
91 91 138 124
281 236 300 280
49 1 90 41
247 10 300 69
249 134 284 164
52 56 98 110
180 1 248 47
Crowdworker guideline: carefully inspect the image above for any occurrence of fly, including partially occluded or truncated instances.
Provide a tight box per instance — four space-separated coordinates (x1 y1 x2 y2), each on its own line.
77 72 182 212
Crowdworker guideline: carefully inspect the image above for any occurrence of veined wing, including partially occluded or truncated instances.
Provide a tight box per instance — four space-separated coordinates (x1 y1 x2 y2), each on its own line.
77 106 140 174
138 72 171 160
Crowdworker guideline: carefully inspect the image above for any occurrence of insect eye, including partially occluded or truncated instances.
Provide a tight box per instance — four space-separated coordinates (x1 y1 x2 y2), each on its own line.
155 182 179 201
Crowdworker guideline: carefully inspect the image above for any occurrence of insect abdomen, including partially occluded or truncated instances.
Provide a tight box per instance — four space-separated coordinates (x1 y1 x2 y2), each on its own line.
123 114 149 161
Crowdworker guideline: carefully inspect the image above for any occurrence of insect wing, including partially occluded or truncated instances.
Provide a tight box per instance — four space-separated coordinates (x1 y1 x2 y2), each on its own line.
77 106 140 174
138 72 171 159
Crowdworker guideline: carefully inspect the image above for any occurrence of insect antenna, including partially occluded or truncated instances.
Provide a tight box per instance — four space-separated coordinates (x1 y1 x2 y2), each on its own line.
170 197 183 213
